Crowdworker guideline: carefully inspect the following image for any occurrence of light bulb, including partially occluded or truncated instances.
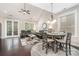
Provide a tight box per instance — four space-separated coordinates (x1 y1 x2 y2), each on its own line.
47 21 50 24
51 19 56 24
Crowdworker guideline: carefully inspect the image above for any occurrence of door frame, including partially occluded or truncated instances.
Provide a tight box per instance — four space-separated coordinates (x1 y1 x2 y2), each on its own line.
0 22 2 38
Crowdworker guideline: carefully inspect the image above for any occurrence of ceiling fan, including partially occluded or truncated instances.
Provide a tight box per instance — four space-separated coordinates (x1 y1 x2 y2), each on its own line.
19 3 31 14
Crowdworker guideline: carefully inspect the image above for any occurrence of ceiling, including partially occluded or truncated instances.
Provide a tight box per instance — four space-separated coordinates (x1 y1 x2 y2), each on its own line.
31 3 78 13
0 3 78 22
0 3 45 22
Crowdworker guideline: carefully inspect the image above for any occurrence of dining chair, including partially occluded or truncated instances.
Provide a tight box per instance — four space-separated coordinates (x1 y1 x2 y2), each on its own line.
42 32 55 54
56 32 72 56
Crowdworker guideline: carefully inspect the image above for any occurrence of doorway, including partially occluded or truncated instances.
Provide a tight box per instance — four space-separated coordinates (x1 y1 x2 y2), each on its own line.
0 23 2 38
0 23 2 50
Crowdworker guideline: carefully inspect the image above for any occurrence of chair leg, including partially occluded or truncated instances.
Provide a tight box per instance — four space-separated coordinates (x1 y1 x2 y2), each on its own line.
46 48 48 54
46 44 48 54
61 44 64 50
60 43 63 50
42 43 44 50
56 42 58 53
69 44 71 55
52 42 54 51
66 44 68 56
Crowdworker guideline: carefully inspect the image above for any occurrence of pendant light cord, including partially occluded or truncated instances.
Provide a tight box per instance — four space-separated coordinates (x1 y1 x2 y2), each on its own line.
51 3 53 21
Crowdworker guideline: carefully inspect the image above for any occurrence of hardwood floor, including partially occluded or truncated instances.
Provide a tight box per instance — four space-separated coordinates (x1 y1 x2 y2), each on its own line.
0 37 79 56
0 38 32 56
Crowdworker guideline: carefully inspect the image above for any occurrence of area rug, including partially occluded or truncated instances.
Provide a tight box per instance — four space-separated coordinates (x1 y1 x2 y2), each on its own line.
31 43 79 56
21 37 39 46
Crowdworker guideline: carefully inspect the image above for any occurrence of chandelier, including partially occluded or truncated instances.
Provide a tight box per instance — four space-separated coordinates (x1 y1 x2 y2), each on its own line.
47 3 56 29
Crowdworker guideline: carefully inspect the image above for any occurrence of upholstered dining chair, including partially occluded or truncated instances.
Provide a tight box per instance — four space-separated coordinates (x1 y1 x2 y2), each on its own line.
42 32 55 54
56 32 72 56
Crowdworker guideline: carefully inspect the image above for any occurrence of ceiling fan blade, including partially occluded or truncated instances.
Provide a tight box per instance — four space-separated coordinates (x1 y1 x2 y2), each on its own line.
18 10 22 12
26 10 30 12
18 3 31 15
26 12 30 14
21 9 23 11
18 9 23 12
26 10 30 14
19 10 30 14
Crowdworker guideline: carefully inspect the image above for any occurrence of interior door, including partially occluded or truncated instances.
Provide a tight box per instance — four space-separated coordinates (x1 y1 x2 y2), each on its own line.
0 23 2 50
0 23 1 38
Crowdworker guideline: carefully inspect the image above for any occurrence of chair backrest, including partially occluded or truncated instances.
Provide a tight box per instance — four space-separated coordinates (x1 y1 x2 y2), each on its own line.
42 32 47 39
42 32 47 42
66 32 72 44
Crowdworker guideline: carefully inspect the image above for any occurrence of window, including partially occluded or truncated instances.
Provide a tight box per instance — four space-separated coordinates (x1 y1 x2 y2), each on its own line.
7 21 12 36
25 23 34 31
14 22 18 35
25 23 29 31
7 20 18 36
60 13 75 35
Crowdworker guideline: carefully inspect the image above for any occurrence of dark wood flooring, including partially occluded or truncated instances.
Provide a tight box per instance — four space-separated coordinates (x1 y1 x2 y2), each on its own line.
0 38 32 56
0 38 79 56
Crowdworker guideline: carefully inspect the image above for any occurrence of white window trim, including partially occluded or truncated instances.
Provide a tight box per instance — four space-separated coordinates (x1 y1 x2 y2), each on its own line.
5 19 19 38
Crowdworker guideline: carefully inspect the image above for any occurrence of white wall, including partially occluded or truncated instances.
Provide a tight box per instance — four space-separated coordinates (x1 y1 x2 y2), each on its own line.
77 8 79 36
0 17 6 38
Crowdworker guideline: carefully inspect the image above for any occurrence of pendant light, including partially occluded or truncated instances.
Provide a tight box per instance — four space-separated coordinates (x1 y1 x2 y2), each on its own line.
47 3 56 24
47 3 56 29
